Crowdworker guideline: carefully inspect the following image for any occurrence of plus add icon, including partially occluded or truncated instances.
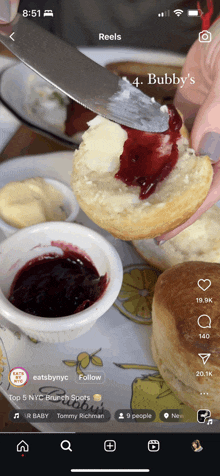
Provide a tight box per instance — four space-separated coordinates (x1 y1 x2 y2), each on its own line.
104 440 116 452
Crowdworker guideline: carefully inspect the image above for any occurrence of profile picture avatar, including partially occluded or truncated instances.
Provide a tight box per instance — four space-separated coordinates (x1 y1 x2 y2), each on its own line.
199 30 212 43
8 367 29 387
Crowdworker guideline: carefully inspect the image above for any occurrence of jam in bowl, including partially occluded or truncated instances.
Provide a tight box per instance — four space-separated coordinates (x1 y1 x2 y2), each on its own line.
0 223 123 342
9 248 108 318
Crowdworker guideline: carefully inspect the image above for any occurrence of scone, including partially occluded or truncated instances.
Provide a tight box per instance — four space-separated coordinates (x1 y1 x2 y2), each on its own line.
72 106 212 240
133 204 220 270
152 261 220 418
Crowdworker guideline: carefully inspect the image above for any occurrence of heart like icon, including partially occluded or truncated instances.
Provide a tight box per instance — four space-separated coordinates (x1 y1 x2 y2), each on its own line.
197 279 211 291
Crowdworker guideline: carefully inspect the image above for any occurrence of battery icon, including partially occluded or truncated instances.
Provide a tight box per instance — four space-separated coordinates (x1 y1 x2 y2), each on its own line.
187 9 199 16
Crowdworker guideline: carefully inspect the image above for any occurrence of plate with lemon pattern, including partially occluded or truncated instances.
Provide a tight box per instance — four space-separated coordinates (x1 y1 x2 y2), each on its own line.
0 151 214 433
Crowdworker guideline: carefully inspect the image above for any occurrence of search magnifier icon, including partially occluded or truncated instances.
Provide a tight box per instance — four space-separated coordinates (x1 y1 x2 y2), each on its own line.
60 440 72 452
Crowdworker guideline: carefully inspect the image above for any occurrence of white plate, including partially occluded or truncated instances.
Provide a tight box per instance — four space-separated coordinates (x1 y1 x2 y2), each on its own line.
0 48 185 148
0 63 76 148
78 47 185 67
0 56 20 151
0 151 217 434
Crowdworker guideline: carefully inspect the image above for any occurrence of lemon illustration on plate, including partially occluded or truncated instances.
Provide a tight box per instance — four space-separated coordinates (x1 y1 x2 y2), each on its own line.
114 264 161 324
114 362 197 423
131 373 197 423
63 348 103 377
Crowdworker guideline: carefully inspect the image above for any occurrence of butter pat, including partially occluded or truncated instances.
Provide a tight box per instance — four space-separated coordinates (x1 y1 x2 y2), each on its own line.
0 177 67 228
80 116 127 173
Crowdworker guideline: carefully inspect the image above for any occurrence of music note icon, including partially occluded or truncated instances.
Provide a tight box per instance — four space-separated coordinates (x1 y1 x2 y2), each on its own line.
207 418 213 425
13 412 19 419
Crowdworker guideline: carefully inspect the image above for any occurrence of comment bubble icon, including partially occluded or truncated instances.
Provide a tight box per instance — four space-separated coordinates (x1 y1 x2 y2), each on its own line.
197 314 211 329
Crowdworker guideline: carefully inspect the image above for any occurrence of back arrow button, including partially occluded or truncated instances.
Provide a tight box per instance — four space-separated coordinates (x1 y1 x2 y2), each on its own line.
9 32 15 41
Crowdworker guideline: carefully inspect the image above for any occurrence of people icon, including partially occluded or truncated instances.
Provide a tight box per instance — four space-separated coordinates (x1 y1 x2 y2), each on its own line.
118 412 124 420
192 440 203 452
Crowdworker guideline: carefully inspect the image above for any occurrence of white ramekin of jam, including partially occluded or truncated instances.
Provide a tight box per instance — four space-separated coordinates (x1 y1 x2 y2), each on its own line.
0 222 123 342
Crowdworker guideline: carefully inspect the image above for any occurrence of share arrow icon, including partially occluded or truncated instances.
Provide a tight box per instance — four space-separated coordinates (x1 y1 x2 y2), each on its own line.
198 353 211 365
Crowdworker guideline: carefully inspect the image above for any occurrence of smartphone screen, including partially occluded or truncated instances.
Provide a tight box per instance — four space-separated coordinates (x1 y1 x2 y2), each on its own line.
0 0 219 473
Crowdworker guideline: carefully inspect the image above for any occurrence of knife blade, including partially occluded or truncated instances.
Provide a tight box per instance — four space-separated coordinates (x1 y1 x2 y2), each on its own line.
0 13 169 132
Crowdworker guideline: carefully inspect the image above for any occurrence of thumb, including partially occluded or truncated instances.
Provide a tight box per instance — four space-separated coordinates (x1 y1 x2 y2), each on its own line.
0 0 19 24
155 159 220 242
175 18 220 159
156 23 220 243
193 58 220 160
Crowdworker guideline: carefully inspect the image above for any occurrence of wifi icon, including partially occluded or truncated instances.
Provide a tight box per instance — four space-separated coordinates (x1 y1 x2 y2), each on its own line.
173 9 184 16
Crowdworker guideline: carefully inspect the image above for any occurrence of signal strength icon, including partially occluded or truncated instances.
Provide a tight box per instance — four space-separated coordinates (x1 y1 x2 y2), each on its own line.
173 9 184 16
158 10 170 17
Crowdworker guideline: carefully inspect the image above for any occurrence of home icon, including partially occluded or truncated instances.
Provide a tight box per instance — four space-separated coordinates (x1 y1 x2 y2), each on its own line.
17 440 29 452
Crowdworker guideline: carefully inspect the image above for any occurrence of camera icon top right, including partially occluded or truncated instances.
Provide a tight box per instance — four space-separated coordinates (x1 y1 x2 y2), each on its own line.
199 30 212 43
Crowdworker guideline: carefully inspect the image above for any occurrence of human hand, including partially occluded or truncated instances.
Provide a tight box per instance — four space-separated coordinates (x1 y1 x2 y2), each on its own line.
156 18 220 243
0 0 19 24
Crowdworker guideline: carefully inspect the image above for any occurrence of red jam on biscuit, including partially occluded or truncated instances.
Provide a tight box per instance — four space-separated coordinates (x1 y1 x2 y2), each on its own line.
115 106 182 199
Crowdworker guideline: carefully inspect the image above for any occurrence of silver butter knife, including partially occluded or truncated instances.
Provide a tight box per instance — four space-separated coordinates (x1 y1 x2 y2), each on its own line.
0 13 169 132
